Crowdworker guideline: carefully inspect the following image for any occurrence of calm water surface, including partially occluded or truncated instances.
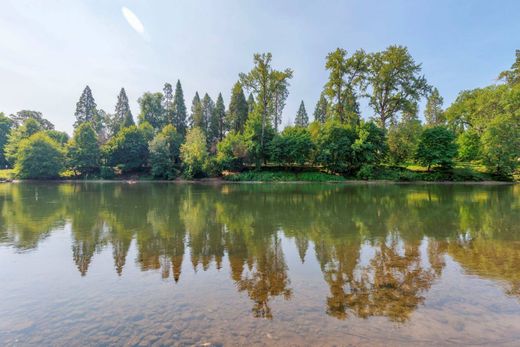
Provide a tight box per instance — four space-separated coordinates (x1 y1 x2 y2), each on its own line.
1 182 520 346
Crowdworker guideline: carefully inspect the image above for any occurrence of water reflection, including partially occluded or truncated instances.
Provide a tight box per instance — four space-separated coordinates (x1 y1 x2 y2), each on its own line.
0 183 519 323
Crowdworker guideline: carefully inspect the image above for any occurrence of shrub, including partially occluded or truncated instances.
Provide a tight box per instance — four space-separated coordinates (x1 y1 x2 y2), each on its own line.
314 120 356 173
352 121 387 168
15 132 64 179
216 131 249 171
269 126 314 167
104 125 149 173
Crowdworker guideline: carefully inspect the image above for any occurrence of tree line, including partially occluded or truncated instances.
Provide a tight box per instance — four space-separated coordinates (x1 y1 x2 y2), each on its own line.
0 46 519 179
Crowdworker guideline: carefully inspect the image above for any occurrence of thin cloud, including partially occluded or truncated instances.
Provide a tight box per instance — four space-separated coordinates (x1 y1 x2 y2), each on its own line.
122 6 144 35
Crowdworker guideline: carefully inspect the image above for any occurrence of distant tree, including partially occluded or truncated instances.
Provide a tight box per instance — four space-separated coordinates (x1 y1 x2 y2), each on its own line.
109 88 134 136
149 124 182 179
4 118 42 165
498 50 520 85
314 120 357 173
240 53 293 162
201 93 215 136
387 112 423 164
313 93 328 123
269 126 313 166
456 130 481 161
189 92 204 129
172 80 188 137
216 131 249 171
67 122 101 175
366 46 430 128
294 101 309 127
104 125 149 172
162 83 175 125
244 109 275 168
9 110 54 130
0 113 13 168
424 88 445 126
45 130 69 146
180 127 208 178
323 48 367 125
226 82 248 133
415 126 457 171
481 115 520 177
15 133 64 179
138 92 165 131
74 86 101 131
210 93 226 142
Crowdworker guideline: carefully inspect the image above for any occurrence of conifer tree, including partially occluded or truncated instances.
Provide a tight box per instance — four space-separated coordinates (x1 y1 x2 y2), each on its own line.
295 101 309 127
163 83 175 125
424 88 445 126
247 93 256 116
226 82 248 132
213 93 226 141
111 88 133 135
172 80 187 137
201 93 215 136
313 93 328 123
189 92 203 129
74 85 100 130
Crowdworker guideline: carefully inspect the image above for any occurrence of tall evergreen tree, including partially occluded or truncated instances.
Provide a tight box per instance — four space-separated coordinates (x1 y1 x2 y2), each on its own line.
163 83 175 125
424 88 445 126
201 93 215 136
74 85 100 130
294 101 309 127
226 82 248 132
313 93 328 123
111 88 133 135
189 92 203 129
172 80 187 137
212 93 226 141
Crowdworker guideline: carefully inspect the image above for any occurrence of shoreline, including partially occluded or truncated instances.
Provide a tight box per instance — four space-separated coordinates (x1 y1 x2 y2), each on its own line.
1 178 517 185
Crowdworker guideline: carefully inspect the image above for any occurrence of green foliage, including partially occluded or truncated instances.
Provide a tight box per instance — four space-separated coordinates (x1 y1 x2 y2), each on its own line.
74 86 102 132
46 130 69 145
149 125 182 179
387 114 422 164
216 131 249 171
481 115 520 177
109 88 134 135
4 118 43 166
67 123 100 175
172 80 188 137
0 113 13 168
424 88 445 126
99 166 115 179
498 49 520 85
456 130 481 161
270 126 313 166
243 109 275 168
366 45 430 128
224 170 345 182
15 132 64 179
314 120 356 173
352 121 387 167
313 93 328 123
294 101 309 127
180 127 208 179
190 92 204 129
415 126 457 170
104 125 149 173
138 92 165 131
226 82 248 133
9 110 54 130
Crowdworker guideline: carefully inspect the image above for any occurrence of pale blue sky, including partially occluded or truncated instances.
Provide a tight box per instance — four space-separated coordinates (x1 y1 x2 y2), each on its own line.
0 0 519 133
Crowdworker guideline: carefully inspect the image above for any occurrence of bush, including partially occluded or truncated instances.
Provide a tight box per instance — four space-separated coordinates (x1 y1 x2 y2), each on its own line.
99 166 115 179
15 132 64 179
356 164 376 180
314 120 356 173
216 131 249 171
180 127 208 179
415 126 457 171
104 125 149 173
352 121 387 168
149 125 182 179
269 126 314 167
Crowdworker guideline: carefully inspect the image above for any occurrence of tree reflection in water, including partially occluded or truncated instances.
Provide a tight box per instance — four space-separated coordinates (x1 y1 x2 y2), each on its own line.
0 183 519 322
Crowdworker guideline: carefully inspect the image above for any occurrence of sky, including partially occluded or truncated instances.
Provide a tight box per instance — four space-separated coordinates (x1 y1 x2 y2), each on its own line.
0 0 519 134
